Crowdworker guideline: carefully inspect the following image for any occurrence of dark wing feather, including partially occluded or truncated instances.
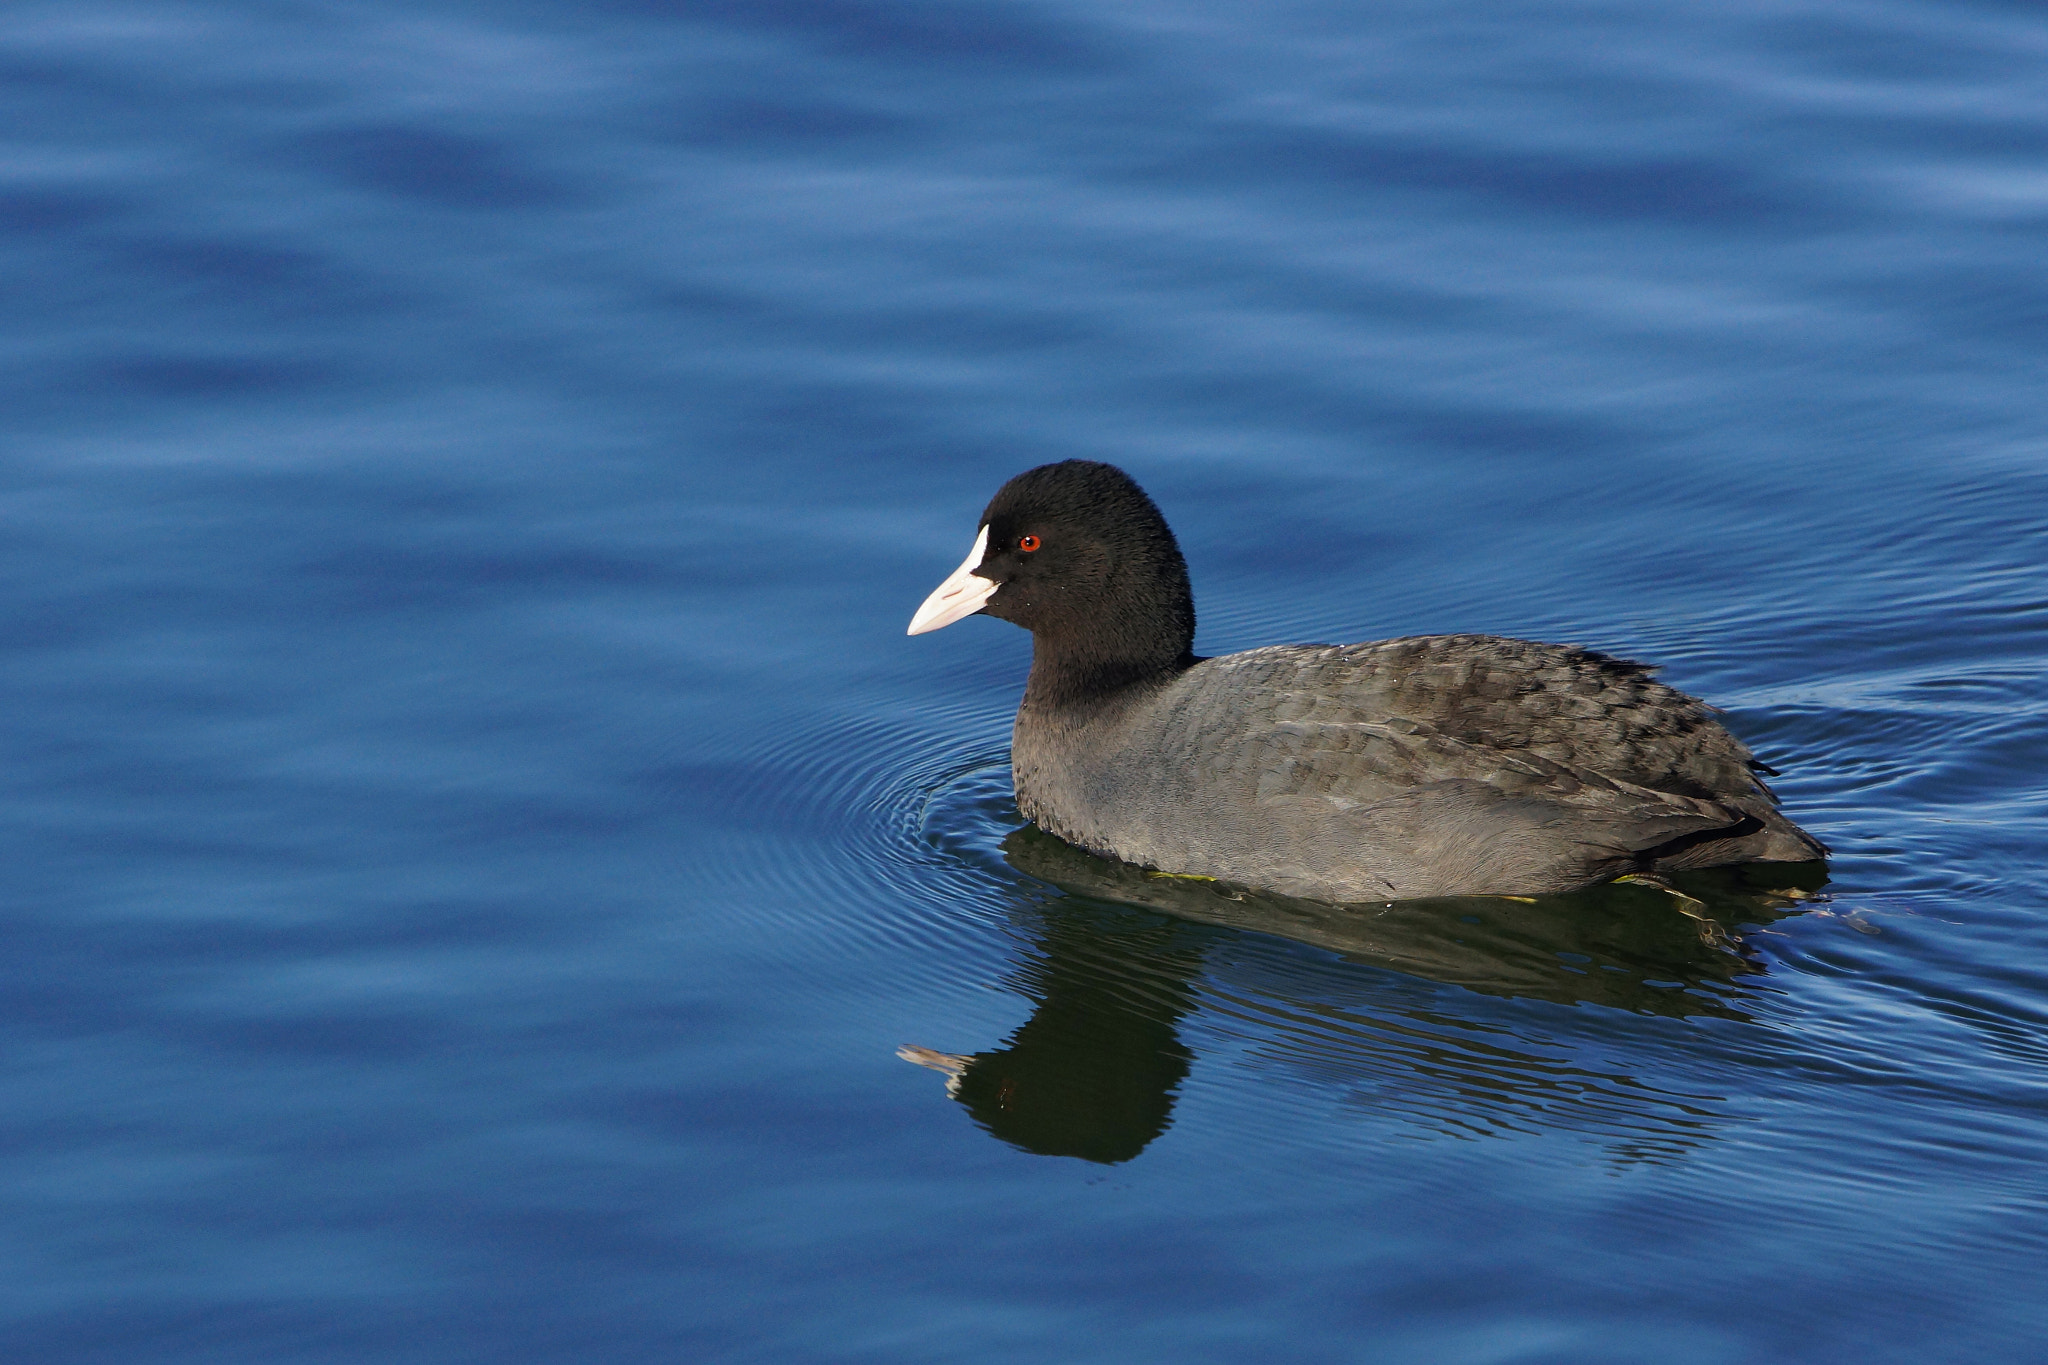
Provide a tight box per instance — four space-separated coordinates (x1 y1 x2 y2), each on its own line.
1211 635 1777 813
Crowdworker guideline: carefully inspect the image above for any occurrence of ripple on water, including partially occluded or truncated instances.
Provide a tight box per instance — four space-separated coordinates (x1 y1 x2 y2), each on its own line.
675 690 1033 1010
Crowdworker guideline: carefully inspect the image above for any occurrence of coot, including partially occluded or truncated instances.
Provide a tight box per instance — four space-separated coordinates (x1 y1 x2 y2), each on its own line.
909 460 1824 901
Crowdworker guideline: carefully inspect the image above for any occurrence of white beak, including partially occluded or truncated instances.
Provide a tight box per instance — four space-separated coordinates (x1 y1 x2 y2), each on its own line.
907 524 997 635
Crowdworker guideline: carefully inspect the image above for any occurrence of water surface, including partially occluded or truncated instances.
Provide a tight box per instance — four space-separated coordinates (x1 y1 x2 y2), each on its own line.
3 1 2046 1360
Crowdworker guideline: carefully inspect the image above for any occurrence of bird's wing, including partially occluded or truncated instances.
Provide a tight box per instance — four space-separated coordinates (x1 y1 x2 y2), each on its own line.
1202 635 1777 811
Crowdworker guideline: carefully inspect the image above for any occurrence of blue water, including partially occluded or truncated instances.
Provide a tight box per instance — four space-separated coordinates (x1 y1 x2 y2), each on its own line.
4 1 2046 1360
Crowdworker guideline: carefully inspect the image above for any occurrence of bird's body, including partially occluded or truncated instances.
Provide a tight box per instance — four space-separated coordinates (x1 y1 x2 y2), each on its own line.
1014 634 1818 900
910 461 1824 901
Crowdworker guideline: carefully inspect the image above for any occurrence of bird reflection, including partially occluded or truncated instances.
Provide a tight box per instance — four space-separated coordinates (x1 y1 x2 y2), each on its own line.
903 826 1824 1163
901 898 1201 1164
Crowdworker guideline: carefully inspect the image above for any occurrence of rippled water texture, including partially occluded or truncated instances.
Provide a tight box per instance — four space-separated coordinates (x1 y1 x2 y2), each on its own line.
4 1 2046 1361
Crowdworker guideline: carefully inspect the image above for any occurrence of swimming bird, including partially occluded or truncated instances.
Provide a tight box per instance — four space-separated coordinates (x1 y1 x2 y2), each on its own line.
908 460 1824 901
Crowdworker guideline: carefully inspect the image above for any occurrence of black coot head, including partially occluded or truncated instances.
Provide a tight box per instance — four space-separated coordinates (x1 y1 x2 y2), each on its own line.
909 461 1196 685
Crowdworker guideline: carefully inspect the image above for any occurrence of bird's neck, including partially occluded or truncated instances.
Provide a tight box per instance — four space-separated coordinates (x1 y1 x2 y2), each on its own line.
1020 629 1196 715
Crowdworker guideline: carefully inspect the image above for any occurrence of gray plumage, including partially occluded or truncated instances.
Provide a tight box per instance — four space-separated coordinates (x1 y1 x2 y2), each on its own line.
1014 634 1821 900
913 461 1825 901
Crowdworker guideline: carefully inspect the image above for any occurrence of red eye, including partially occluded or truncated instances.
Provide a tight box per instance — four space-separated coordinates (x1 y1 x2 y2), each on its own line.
1018 535 1041 552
